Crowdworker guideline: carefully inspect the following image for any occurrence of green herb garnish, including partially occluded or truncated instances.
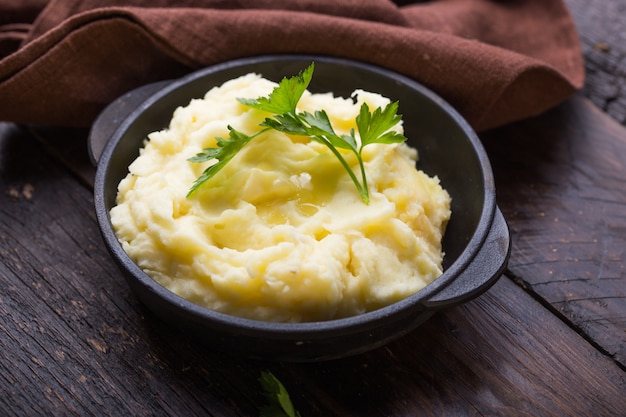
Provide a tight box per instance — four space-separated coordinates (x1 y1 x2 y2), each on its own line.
259 371 302 417
186 63 407 203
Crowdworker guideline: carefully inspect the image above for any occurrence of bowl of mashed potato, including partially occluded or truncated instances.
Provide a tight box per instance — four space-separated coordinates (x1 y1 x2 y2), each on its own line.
90 55 510 362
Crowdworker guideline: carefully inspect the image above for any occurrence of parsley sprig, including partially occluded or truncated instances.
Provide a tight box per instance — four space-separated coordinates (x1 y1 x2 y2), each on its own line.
187 63 407 203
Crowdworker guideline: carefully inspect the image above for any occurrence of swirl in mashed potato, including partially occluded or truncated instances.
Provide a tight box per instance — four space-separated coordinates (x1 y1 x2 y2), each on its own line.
110 73 451 322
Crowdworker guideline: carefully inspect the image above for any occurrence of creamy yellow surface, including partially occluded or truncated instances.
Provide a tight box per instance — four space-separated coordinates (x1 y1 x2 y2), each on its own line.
110 73 451 322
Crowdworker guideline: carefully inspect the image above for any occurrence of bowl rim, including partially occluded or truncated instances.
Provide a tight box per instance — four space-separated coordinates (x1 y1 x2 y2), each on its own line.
94 54 496 335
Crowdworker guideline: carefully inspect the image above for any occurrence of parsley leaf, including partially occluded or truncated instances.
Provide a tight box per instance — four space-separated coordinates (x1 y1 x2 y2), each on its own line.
357 101 406 146
259 371 302 417
187 63 407 203
239 63 314 115
186 126 265 197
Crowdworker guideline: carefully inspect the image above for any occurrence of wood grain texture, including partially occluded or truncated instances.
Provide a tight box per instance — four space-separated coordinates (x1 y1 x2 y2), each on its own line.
482 95 626 369
2 120 625 416
290 277 626 417
565 0 626 125
0 123 264 416
28 126 94 188
3 2 626 411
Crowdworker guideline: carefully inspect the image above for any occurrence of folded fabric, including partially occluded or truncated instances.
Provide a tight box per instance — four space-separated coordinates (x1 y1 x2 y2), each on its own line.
0 0 584 131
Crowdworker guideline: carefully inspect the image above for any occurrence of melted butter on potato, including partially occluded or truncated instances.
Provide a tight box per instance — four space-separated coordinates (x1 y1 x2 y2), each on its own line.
110 73 451 322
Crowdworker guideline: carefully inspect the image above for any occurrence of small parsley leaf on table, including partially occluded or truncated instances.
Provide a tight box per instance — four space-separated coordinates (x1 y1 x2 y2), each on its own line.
259 371 302 417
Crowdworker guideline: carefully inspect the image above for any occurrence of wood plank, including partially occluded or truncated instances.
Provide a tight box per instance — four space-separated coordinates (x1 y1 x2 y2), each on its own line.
288 278 626 417
0 124 262 416
1 121 625 415
482 94 626 369
27 126 94 188
565 0 626 125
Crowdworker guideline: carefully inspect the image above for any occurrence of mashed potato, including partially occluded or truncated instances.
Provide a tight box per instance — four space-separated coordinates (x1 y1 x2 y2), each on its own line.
110 73 451 322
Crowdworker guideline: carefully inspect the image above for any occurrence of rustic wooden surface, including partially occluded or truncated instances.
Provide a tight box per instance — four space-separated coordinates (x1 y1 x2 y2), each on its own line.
483 98 626 369
2 1 626 416
565 0 626 125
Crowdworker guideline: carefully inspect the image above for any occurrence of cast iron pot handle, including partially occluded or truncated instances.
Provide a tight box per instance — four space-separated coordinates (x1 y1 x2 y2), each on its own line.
423 206 511 309
88 80 172 166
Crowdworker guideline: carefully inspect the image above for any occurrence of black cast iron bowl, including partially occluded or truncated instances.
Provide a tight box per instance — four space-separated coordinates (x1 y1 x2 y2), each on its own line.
89 55 510 362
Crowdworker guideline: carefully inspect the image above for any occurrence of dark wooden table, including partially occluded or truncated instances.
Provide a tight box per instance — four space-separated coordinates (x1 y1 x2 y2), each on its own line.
1 2 625 416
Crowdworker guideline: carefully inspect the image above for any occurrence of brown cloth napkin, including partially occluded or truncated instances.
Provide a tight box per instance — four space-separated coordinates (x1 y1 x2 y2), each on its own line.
0 0 584 131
